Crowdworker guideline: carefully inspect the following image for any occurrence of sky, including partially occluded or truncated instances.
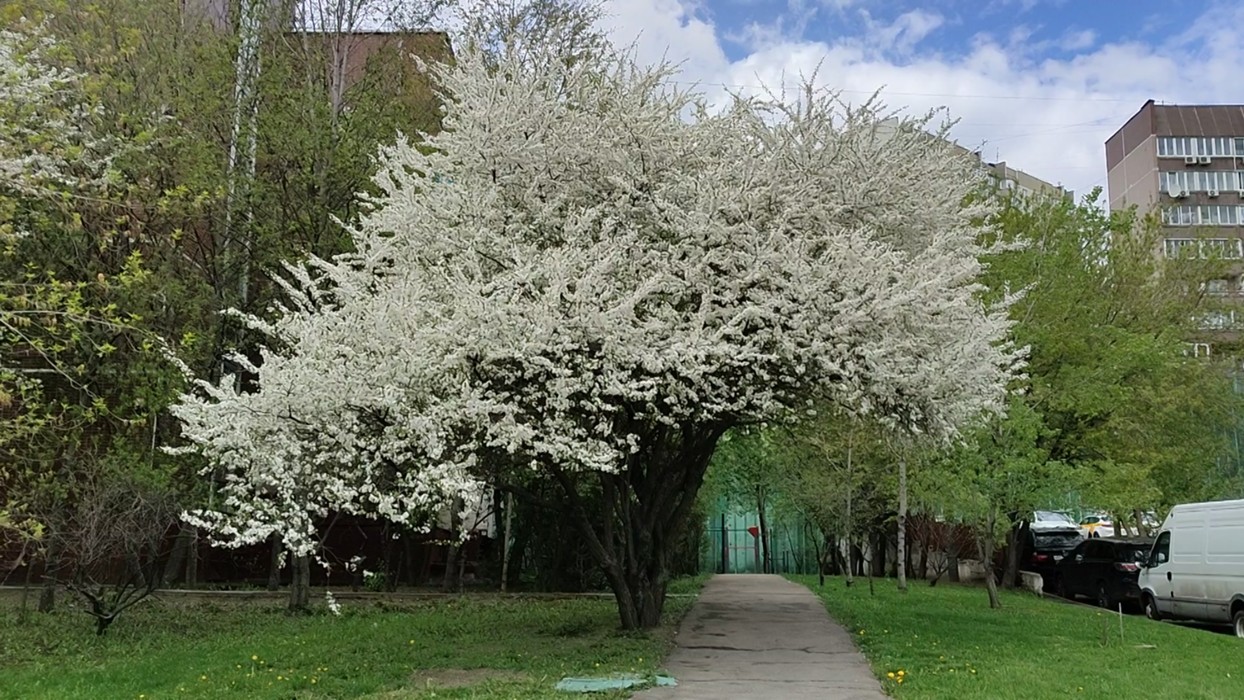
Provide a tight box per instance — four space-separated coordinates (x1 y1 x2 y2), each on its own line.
594 0 1244 202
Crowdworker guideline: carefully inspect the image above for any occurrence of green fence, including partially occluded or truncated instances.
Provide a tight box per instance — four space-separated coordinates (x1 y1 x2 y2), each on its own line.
699 506 821 575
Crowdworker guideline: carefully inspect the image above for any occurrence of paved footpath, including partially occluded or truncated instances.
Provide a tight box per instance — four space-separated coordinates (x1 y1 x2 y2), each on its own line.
633 574 887 700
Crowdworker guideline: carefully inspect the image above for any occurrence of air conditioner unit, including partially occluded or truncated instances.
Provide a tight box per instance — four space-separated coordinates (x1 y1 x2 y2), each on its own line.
1171 188 1188 198
1199 156 1213 164
1209 189 1220 197
1185 156 1199 164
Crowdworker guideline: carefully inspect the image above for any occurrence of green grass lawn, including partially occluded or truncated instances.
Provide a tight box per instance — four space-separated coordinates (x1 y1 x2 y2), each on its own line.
0 579 705 700
792 575 1242 699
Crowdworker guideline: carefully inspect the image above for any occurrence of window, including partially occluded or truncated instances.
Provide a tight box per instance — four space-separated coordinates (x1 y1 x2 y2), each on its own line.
1158 136 1243 158
1202 238 1242 258
1185 342 1212 357
1164 238 1195 257
1163 207 1244 227
1199 310 1235 330
1150 531 1171 567
1206 279 1230 295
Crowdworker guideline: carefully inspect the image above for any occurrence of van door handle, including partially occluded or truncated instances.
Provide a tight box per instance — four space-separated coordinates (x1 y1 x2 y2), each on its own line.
1166 571 1172 582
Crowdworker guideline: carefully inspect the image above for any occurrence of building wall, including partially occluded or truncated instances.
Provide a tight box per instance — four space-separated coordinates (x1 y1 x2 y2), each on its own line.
1106 101 1244 350
1107 134 1159 212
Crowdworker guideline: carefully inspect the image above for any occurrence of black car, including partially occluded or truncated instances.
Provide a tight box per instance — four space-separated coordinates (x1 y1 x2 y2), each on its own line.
1019 527 1085 587
1053 537 1154 609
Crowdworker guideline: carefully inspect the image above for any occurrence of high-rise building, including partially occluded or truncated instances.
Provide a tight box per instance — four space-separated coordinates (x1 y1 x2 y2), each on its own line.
1107 101 1244 258
1106 101 1244 348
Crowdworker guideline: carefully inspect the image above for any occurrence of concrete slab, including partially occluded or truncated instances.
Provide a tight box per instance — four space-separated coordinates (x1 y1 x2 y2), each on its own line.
632 574 887 700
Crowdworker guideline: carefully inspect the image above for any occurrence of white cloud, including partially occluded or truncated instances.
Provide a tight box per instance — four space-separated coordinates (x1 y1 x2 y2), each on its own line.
601 0 1244 201
1058 28 1096 51
862 9 946 56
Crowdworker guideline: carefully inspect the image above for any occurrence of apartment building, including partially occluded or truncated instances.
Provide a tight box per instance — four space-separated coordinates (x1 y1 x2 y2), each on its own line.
1106 101 1244 351
878 119 1070 201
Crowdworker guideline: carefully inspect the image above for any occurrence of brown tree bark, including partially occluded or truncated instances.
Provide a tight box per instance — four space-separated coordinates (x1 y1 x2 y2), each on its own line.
288 554 310 613
551 423 725 629
980 532 1002 609
266 535 283 592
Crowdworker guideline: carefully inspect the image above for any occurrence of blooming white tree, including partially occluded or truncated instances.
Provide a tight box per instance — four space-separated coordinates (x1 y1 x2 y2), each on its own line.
0 21 115 204
172 25 1020 627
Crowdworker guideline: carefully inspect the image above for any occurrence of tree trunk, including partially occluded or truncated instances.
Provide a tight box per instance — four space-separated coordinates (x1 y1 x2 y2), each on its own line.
1001 521 1020 588
871 529 886 579
186 527 199 587
442 496 463 592
979 532 1002 609
288 554 310 613
266 535 283 592
897 459 908 592
501 492 515 592
948 539 961 583
162 525 191 587
38 538 60 613
550 424 724 629
757 487 770 574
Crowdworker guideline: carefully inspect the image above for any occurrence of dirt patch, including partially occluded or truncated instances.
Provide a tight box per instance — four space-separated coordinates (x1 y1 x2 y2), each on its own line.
409 668 528 689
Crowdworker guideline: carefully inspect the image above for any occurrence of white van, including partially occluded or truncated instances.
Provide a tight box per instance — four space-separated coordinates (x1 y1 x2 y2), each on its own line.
1138 498 1244 638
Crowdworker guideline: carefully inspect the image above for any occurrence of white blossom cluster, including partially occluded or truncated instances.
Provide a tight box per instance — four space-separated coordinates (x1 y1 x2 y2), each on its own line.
171 39 1021 555
0 22 116 201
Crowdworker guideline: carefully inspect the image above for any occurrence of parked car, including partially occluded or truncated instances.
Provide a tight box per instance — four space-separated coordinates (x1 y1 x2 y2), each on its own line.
1139 499 1244 638
1018 526 1084 587
1030 510 1079 531
1053 536 1152 608
1079 513 1115 538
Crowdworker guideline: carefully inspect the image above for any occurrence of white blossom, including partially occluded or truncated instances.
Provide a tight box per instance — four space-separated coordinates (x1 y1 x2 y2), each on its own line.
0 21 117 201
324 590 342 616
171 38 1020 555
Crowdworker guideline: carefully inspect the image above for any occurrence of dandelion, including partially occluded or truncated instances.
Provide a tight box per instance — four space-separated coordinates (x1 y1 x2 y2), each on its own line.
887 672 896 679
251 655 258 661
200 675 207 681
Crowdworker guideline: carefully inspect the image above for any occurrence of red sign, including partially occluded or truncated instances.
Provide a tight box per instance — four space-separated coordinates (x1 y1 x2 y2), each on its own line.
747 526 759 538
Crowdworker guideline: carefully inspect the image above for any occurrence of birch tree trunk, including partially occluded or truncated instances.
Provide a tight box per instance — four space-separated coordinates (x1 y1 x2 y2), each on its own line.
897 458 908 592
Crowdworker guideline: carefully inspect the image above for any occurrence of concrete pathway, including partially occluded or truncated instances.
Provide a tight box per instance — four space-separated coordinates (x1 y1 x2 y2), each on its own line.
633 574 887 700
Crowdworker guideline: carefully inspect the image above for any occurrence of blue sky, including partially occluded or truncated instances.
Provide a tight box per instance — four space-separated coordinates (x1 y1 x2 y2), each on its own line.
597 0 1244 200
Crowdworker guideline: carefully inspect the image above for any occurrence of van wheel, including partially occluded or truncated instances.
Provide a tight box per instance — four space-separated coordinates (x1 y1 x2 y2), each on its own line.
1144 594 1163 622
1234 610 1244 639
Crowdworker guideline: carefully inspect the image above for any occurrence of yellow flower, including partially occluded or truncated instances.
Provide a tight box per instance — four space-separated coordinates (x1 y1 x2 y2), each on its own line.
251 655 258 661
312 678 318 684
887 672 896 679
200 675 207 681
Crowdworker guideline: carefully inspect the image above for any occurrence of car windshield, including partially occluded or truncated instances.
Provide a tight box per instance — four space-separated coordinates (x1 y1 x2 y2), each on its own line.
1034 511 1075 526
1033 532 1081 549
1118 544 1152 563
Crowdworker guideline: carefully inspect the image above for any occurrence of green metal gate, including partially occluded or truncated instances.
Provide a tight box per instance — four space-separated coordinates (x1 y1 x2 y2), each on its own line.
700 507 820 575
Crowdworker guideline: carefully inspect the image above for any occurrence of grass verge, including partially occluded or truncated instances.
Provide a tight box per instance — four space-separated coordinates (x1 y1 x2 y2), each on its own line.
792 575 1242 699
0 581 703 700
